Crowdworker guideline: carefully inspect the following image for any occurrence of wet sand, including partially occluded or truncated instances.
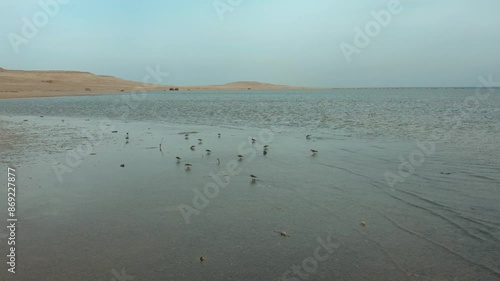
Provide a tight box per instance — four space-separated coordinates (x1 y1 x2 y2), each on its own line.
0 115 499 280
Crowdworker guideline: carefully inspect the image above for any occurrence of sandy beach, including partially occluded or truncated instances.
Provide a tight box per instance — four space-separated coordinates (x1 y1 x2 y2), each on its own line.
0 68 322 99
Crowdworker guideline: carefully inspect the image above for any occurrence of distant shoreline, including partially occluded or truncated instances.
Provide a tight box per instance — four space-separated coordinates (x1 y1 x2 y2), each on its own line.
0 68 490 100
0 87 491 100
0 67 328 99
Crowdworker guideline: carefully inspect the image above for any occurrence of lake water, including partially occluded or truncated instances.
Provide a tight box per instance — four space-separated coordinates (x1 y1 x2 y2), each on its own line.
0 89 499 280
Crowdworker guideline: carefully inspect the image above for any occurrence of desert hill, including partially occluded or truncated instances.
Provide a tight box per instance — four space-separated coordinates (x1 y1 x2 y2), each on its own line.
0 68 321 99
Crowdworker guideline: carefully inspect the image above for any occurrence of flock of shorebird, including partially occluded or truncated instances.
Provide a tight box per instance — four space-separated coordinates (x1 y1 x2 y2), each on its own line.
122 132 318 182
179 133 317 182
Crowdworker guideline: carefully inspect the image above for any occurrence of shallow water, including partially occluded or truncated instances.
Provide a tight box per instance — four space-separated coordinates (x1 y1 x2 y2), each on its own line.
1 89 499 141
0 90 499 280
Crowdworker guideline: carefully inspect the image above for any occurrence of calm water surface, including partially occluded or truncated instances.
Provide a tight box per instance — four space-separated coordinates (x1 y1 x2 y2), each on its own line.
0 89 499 280
1 89 499 141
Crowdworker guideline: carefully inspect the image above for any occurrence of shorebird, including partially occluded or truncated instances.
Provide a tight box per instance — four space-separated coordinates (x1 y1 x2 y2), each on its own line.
263 150 268 155
185 163 192 170
120 164 125 168
218 133 221 138
251 138 257 144
199 256 205 262
306 135 311 139
250 174 257 182
125 132 129 140
311 149 318 155
176 157 182 162
263 145 269 149
185 133 189 140
198 138 203 144
190 145 196 151
238 154 244 158
206 149 212 155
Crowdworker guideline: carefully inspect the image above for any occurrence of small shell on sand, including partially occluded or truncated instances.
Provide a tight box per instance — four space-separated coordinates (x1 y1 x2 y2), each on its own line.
278 231 289 237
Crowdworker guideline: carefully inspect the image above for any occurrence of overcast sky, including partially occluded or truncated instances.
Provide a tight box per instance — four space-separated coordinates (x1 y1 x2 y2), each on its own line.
1 0 499 87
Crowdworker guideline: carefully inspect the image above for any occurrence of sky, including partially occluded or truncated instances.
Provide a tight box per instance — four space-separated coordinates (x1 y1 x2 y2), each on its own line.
1 0 499 87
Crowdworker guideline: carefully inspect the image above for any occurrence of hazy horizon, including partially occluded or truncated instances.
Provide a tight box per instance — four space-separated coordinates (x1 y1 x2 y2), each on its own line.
1 0 499 88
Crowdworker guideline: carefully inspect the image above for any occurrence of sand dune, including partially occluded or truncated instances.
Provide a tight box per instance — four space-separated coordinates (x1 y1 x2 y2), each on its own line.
0 68 321 99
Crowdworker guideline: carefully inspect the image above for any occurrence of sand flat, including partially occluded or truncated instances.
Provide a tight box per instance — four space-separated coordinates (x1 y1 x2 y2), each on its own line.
0 68 323 99
1 114 499 280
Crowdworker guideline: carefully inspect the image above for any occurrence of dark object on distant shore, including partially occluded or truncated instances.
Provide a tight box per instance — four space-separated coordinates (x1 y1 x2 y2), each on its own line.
120 89 124 92
174 88 179 91
85 88 91 91
169 88 174 91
